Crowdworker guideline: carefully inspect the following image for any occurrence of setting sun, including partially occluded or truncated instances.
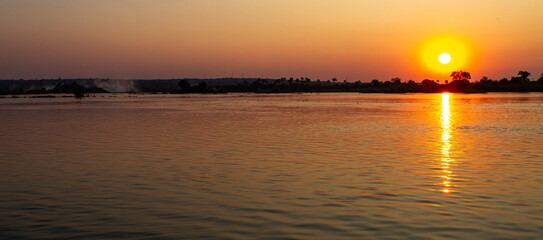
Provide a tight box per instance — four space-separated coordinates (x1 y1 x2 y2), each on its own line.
418 35 472 77
439 53 451 64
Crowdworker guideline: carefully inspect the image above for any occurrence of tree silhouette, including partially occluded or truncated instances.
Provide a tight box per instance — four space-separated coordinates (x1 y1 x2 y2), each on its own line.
462 72 472 81
198 81 208 92
421 79 439 92
518 71 531 79
511 71 531 84
480 76 492 84
178 80 191 91
448 71 471 92
450 71 471 81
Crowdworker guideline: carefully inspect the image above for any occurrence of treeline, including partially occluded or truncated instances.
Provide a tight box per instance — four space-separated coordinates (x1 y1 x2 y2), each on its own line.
1 71 542 95
175 71 543 94
0 82 107 98
417 71 543 93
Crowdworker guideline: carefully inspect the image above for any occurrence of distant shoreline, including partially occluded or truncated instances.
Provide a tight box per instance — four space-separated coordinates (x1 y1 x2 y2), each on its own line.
1 73 542 96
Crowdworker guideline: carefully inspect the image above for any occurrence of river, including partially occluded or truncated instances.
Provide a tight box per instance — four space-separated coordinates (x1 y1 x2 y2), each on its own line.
1 93 542 239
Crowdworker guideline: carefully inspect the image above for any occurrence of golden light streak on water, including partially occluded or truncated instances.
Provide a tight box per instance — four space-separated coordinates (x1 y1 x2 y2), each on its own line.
440 92 452 193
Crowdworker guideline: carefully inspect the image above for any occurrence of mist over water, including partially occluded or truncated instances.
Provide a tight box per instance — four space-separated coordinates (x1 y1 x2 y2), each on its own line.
1 93 542 239
92 79 138 93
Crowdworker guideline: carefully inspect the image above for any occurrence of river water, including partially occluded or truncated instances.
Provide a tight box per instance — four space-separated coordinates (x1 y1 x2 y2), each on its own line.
1 93 542 239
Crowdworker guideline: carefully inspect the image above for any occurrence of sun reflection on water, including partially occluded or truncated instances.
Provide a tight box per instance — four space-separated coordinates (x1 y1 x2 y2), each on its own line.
441 93 452 193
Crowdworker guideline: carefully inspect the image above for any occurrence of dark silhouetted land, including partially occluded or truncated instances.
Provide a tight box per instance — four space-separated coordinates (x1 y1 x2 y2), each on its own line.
1 71 542 96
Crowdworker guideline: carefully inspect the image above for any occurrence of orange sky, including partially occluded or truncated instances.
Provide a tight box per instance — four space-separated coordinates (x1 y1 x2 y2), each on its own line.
1 0 542 81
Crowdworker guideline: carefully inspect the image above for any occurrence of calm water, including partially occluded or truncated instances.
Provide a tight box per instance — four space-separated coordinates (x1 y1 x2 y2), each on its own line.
1 93 542 239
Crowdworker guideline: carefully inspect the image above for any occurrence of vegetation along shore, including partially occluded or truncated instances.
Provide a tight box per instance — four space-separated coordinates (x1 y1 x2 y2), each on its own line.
1 71 541 97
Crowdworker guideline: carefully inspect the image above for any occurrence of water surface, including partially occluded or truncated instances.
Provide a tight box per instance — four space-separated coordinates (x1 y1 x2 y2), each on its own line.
1 93 542 239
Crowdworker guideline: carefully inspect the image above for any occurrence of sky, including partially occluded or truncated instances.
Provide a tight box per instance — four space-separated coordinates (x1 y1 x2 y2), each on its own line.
1 0 542 81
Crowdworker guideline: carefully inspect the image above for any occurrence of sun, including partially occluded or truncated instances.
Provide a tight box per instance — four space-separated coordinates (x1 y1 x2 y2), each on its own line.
439 53 451 64
417 35 471 75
